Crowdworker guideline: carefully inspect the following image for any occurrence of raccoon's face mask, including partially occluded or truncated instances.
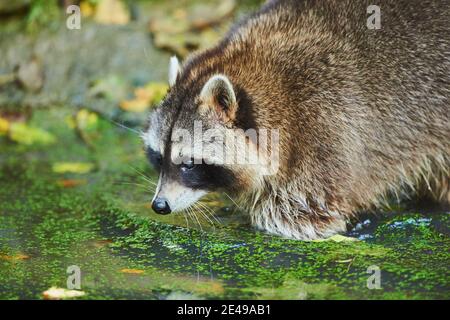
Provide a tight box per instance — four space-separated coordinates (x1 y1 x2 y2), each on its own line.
141 57 269 215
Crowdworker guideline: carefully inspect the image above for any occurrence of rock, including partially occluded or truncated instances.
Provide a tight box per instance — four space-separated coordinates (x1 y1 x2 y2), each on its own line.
189 0 236 30
0 20 169 120
16 57 44 93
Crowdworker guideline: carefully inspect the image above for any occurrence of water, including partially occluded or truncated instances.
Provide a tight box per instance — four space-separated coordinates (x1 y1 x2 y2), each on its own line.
0 109 449 299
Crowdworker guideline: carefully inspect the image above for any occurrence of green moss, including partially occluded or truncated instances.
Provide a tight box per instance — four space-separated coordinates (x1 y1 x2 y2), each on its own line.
0 108 448 299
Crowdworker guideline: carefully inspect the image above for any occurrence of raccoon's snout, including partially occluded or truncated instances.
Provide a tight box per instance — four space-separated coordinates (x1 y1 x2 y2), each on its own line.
152 197 172 215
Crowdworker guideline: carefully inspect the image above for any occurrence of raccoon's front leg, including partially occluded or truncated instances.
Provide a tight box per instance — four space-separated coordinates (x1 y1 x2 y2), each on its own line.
250 198 348 240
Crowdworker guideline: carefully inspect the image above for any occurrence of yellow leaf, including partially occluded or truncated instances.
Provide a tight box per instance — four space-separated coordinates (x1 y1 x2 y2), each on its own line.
120 268 145 274
94 0 130 25
119 96 149 113
173 9 188 20
0 253 30 261
313 234 360 243
0 117 9 135
120 83 168 113
43 287 85 300
80 1 95 17
9 123 56 145
335 259 354 263
65 116 76 129
76 109 98 130
52 162 95 174
145 82 169 103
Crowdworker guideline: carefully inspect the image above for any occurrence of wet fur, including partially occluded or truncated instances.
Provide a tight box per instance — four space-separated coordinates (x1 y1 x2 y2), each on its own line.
146 0 450 239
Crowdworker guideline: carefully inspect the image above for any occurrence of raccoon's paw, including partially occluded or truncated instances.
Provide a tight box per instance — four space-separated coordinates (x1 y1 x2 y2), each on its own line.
252 208 348 240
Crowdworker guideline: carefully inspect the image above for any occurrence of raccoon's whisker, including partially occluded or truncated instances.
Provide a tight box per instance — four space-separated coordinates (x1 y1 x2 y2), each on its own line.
197 206 214 226
193 203 215 227
223 192 242 210
133 171 157 186
186 208 198 231
196 201 221 225
109 119 140 135
114 181 155 192
181 209 190 229
184 214 190 229
128 165 158 187
188 206 203 232
190 207 204 233
187 208 196 230
197 202 221 225
200 207 221 227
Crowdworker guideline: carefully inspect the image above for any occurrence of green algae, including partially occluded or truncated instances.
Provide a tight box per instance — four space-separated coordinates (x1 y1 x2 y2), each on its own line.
0 108 449 300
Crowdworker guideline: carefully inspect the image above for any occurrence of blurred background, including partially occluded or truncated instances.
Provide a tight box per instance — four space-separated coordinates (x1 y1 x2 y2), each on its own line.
0 0 262 127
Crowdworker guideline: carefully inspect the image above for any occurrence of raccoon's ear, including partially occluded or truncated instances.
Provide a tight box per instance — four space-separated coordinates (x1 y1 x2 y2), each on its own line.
199 75 237 123
168 56 181 87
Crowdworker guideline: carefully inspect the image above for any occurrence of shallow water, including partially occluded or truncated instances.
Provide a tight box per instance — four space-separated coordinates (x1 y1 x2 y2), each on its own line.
0 109 449 300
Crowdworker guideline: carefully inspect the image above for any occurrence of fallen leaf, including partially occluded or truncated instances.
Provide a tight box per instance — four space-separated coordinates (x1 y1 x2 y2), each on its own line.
94 0 130 25
56 179 87 188
0 253 30 261
75 109 98 131
120 268 145 274
72 109 100 146
0 117 9 135
9 123 56 145
43 287 85 300
313 234 360 243
118 102 147 114
120 82 168 112
65 116 76 129
80 1 95 17
148 0 235 58
52 162 95 174
90 239 113 248
335 259 354 263
173 9 188 20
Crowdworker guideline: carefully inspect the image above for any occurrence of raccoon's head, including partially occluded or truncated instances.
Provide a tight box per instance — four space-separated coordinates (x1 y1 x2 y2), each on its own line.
142 57 277 215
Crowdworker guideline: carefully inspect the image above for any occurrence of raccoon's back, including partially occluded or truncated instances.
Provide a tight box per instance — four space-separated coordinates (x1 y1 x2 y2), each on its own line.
227 0 450 138
231 0 450 97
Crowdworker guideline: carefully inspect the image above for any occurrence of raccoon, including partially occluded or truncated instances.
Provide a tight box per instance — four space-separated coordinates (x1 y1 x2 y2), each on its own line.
142 0 450 239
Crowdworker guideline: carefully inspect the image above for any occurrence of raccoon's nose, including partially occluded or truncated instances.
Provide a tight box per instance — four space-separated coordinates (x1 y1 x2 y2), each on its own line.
152 197 171 215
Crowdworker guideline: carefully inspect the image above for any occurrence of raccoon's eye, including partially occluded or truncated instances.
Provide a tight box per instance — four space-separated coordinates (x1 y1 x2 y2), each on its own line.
180 158 195 171
146 148 162 170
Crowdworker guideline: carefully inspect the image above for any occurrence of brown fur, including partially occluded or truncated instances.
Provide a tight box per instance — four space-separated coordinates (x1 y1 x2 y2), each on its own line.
146 0 450 239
